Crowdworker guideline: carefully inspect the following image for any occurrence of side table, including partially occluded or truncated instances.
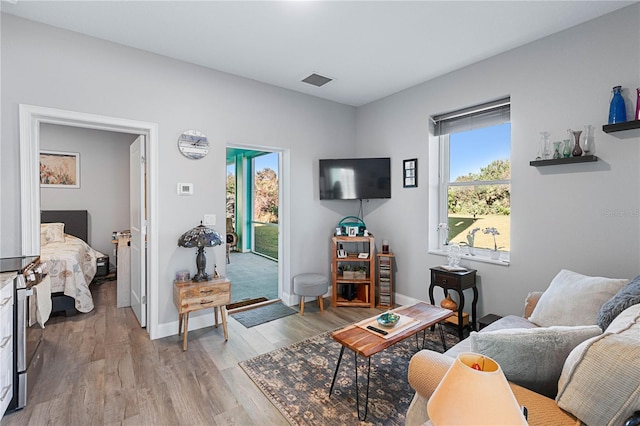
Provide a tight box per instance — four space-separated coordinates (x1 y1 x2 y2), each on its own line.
429 266 478 340
173 277 231 351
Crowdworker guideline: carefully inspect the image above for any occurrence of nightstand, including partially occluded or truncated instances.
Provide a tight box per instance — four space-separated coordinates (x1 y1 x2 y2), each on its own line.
429 266 478 340
173 277 231 351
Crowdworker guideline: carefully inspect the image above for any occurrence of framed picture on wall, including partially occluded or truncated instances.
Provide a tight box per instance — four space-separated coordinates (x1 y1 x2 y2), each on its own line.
403 158 418 188
40 150 80 188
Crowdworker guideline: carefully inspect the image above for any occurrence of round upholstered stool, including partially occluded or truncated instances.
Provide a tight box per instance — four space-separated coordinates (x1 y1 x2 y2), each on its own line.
293 273 329 316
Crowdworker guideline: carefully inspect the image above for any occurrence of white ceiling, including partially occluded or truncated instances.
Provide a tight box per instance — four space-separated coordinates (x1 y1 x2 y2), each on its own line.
1 1 635 107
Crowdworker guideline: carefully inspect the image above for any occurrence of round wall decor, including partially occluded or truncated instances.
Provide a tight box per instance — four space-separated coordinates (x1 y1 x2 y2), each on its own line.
178 130 209 159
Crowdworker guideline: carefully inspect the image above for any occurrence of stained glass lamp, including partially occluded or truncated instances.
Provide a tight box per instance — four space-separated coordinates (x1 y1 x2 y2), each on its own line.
178 221 223 282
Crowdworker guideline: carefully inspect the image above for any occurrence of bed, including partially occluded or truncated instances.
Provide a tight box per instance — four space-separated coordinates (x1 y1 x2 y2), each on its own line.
40 210 103 314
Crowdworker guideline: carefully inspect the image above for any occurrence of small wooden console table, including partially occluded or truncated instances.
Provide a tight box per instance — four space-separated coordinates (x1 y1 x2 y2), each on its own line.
429 266 478 340
173 277 231 351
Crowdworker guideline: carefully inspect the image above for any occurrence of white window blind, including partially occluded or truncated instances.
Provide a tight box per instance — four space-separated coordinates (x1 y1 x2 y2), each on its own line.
433 97 510 136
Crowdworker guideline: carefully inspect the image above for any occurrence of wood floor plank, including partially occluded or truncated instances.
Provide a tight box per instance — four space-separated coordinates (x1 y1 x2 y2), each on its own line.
1 280 387 425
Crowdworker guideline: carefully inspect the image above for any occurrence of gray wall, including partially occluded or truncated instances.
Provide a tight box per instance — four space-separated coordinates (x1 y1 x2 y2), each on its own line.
40 124 135 259
356 4 640 316
2 5 639 332
1 14 356 331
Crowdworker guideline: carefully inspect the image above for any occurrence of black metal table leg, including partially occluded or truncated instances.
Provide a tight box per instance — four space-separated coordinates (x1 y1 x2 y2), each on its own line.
438 323 448 352
329 345 345 396
354 352 371 421
415 328 429 350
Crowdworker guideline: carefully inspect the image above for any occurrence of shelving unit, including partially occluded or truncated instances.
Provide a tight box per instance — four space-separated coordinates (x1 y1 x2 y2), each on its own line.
602 119 640 134
331 235 375 308
376 253 394 308
529 154 598 167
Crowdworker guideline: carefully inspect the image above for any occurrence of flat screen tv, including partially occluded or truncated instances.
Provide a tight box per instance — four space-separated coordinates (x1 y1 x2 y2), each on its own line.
319 157 391 200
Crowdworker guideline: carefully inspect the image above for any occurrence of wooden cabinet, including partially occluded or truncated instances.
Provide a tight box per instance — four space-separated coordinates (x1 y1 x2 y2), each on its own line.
173 277 231 351
376 253 394 308
0 273 15 418
331 236 375 308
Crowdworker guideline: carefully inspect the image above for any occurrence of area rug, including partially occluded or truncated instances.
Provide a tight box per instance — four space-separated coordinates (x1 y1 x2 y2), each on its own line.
239 328 459 425
231 301 297 328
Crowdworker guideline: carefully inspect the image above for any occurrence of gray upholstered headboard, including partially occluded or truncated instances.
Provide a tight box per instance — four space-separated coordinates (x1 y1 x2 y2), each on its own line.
41 210 89 243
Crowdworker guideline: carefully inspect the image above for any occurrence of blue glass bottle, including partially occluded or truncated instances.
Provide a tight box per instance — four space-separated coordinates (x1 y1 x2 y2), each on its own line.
608 86 627 124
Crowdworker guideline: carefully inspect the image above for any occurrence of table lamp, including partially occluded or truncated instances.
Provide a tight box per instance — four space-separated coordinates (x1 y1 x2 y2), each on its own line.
427 352 527 425
178 221 223 282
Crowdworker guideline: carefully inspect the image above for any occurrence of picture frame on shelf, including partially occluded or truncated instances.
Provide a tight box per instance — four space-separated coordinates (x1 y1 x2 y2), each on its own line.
348 227 358 237
403 158 418 188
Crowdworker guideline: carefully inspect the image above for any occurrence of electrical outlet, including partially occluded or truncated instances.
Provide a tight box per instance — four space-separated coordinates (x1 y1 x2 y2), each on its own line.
203 214 216 226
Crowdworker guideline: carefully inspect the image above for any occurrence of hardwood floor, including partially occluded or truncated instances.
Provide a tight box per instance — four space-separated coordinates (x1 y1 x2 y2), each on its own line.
2 280 385 425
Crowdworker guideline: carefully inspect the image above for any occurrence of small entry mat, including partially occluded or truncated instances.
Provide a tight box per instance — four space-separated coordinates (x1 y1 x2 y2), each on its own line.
231 301 297 328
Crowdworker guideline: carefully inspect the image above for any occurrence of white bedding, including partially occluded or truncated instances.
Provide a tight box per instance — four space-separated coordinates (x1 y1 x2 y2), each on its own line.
40 234 103 313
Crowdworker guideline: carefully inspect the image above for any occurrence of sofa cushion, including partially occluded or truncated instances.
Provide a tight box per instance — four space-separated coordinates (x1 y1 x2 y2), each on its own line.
597 275 640 331
443 315 537 358
469 325 602 398
528 269 628 327
556 304 640 426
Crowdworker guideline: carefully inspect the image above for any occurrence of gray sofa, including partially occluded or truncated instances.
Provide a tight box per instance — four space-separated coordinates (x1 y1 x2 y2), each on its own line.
406 270 640 426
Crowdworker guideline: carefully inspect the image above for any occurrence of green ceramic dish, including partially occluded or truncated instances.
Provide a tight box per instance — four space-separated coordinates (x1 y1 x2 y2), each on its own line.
377 312 400 327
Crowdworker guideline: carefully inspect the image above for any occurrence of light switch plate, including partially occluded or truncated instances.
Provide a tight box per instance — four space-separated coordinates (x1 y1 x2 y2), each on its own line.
203 214 216 226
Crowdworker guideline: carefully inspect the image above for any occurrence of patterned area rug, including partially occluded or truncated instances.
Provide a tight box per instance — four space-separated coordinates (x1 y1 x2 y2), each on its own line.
240 327 459 425
231 301 297 328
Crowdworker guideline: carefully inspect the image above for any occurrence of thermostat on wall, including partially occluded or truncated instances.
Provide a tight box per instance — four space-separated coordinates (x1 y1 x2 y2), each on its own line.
177 183 193 195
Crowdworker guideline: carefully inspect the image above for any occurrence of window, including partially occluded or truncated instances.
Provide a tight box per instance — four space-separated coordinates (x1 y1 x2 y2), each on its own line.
431 97 511 263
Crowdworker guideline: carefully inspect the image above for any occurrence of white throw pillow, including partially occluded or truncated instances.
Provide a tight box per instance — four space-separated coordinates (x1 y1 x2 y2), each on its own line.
469 325 601 398
528 269 628 327
556 310 640 426
40 222 65 246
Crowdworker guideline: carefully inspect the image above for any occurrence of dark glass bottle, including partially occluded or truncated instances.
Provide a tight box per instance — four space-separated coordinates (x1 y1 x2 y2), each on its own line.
608 86 627 124
571 130 583 157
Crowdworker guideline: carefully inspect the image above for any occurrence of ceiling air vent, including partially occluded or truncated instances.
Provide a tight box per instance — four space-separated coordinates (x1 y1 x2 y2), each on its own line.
301 73 333 87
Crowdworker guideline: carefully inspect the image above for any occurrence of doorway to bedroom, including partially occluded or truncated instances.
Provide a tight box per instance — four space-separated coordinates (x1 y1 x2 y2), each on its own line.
38 124 143 317
225 148 280 309
20 105 158 337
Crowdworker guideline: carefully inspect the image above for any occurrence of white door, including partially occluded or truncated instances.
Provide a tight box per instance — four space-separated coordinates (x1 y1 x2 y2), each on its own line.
130 135 147 327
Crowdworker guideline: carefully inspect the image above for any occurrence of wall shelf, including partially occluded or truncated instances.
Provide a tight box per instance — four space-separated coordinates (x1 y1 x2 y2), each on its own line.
530 155 598 167
602 120 640 133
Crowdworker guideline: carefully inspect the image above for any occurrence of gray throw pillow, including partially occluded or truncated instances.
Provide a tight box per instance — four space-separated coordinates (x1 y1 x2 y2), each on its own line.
528 269 628 327
469 325 602 398
597 275 640 331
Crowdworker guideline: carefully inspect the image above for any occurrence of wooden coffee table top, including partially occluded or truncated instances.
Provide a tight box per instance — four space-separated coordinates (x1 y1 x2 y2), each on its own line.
331 302 454 358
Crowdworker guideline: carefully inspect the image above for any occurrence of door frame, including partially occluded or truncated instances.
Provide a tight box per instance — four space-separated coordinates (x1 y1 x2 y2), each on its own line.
18 104 160 338
226 143 291 304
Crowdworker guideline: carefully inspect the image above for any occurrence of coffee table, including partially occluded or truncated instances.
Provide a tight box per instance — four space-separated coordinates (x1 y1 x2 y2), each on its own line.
329 302 454 420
